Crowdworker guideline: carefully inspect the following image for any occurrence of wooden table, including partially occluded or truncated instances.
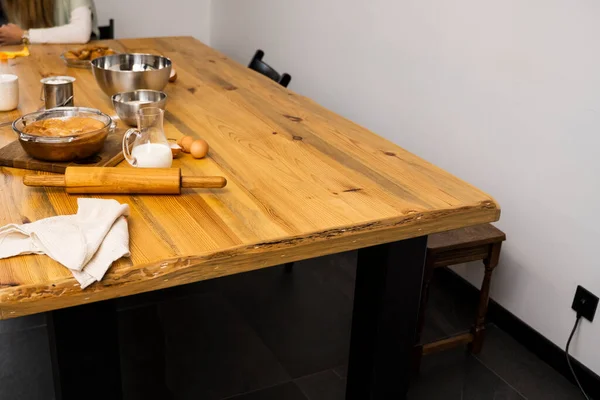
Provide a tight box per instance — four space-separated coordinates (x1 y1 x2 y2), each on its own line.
0 37 499 399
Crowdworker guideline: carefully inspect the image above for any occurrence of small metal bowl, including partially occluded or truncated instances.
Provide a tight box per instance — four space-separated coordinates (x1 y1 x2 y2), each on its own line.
12 107 115 162
91 53 172 96
112 90 167 126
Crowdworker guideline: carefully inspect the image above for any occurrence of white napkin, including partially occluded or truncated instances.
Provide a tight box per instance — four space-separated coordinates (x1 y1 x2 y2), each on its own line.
0 198 130 289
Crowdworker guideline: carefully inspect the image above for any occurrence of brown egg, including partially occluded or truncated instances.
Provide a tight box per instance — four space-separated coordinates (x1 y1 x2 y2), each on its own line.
180 136 195 153
190 139 209 159
169 68 178 83
177 135 189 147
169 142 182 158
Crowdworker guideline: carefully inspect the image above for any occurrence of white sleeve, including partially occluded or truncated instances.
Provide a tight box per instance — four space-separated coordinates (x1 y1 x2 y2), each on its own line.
29 7 92 44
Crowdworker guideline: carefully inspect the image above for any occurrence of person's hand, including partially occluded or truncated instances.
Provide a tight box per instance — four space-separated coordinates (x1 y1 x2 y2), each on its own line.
0 24 25 46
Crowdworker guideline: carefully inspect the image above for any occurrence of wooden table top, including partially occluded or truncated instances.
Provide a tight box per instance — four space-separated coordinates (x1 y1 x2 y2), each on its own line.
0 37 499 319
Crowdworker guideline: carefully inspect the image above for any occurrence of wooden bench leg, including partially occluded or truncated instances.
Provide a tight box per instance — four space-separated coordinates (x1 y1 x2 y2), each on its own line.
413 258 435 375
470 242 502 354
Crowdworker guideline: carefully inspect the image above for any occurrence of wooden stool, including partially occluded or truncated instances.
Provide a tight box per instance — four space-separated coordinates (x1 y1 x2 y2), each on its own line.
414 223 506 370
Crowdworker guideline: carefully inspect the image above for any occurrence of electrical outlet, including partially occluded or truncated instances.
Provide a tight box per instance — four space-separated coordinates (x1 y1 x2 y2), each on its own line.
572 285 599 322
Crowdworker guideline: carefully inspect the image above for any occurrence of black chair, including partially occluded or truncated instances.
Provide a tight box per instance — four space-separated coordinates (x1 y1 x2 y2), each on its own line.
248 50 292 88
99 19 115 40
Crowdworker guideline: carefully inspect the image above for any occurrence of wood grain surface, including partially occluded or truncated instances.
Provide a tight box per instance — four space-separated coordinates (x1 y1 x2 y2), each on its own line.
0 131 125 173
0 109 20 125
0 37 500 319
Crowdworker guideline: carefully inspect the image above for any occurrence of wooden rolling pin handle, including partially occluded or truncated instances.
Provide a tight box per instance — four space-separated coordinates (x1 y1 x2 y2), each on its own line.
181 176 227 189
23 175 66 187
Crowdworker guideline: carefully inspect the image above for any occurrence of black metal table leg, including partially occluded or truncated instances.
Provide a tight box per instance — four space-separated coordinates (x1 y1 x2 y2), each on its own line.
48 300 123 400
346 236 428 399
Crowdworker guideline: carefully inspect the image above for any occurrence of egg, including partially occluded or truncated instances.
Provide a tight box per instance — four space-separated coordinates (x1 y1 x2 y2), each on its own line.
180 136 195 153
176 135 187 147
169 68 178 83
169 142 182 158
190 139 209 159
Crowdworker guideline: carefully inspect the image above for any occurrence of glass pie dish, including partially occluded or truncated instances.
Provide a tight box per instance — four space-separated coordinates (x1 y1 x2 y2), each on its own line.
60 52 92 69
12 107 115 162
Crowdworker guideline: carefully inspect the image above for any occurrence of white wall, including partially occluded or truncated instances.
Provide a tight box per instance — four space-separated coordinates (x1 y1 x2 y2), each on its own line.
94 0 211 44
211 0 600 373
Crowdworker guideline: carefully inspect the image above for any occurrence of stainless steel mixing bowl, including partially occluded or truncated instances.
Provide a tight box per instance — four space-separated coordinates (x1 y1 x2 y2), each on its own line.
112 90 167 126
91 54 172 96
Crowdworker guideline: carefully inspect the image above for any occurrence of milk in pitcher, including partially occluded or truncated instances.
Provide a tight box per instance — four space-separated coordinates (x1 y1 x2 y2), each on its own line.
131 143 173 168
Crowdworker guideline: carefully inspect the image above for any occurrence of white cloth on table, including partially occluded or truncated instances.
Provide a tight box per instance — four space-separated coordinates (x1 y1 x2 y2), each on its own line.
0 198 130 289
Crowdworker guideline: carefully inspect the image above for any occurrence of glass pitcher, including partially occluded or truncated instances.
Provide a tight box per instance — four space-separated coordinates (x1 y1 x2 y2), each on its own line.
122 107 173 168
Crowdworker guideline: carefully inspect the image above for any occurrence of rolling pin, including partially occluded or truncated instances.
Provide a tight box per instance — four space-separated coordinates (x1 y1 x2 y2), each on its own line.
23 167 227 194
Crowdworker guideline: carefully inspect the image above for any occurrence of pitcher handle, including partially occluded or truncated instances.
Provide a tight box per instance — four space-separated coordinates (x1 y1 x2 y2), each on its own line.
122 128 140 167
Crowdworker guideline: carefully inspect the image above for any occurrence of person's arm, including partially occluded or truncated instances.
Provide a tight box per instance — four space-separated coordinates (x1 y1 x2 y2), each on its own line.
29 6 92 44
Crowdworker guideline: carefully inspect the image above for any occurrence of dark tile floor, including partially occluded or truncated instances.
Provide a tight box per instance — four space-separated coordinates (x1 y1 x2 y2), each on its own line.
0 252 584 399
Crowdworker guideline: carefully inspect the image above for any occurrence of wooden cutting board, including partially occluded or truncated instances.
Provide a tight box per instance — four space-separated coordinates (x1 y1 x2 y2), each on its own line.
0 131 125 173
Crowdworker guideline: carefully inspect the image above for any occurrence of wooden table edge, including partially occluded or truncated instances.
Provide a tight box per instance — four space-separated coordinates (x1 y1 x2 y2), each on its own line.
0 200 499 319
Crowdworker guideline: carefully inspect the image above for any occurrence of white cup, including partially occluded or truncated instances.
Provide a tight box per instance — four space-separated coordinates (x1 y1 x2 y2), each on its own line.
0 74 18 111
